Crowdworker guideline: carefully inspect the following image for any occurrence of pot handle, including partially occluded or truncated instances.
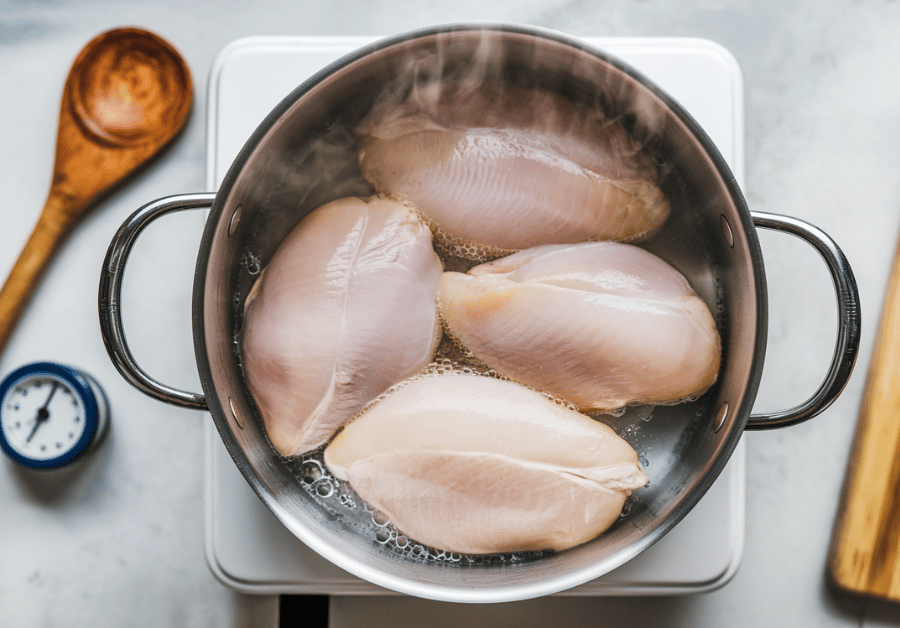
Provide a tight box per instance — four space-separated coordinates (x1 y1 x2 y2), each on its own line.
745 211 861 429
98 193 217 411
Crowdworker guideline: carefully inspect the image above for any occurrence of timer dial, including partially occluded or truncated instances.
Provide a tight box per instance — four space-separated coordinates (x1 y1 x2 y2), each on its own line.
0 363 109 469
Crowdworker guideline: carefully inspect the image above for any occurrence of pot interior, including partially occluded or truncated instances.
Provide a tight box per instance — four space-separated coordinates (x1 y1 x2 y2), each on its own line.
194 25 765 601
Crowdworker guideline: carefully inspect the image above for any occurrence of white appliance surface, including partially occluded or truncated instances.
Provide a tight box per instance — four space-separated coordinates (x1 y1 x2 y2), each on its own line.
203 36 746 596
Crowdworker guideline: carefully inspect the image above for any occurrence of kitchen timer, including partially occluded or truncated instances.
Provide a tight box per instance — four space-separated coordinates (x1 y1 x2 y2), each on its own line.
0 362 109 469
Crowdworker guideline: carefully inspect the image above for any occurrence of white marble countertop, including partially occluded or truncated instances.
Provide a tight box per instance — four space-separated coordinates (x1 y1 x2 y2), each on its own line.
1 1 899 626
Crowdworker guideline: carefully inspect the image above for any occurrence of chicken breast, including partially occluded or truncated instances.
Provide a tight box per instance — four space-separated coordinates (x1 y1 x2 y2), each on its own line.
355 82 670 255
241 196 443 456
439 242 721 412
324 373 647 554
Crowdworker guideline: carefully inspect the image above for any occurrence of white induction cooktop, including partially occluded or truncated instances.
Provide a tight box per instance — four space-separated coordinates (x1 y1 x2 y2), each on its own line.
202 35 746 596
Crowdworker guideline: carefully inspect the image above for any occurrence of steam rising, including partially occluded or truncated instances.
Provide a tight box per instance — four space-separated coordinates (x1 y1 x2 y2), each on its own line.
353 32 672 257
358 28 669 160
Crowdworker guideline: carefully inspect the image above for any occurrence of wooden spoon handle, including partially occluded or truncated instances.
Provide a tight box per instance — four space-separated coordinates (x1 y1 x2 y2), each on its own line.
0 194 77 355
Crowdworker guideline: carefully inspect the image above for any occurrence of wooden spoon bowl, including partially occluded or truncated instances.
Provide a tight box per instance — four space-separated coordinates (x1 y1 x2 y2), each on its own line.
69 29 191 147
0 28 192 355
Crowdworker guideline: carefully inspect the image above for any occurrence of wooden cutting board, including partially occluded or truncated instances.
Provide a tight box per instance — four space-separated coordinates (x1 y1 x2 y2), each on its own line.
830 236 900 601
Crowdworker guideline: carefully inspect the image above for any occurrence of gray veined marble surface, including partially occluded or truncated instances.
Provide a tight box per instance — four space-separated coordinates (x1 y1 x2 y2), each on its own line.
2 0 900 626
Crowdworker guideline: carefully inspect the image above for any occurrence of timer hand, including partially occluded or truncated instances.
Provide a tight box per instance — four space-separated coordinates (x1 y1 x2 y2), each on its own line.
25 382 58 443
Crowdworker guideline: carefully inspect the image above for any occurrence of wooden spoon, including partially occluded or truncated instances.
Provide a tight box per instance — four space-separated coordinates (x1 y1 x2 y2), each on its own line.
0 27 192 356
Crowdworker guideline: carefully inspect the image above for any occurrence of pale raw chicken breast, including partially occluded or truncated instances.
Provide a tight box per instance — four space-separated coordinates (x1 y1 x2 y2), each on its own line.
439 242 721 412
324 374 647 554
241 196 443 456
355 82 670 255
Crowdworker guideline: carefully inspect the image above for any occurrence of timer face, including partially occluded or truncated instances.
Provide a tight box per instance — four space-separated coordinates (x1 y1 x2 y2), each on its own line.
2 375 88 462
0 363 107 469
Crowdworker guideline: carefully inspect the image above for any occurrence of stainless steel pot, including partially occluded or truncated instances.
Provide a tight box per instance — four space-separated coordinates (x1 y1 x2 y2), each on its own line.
98 24 860 602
